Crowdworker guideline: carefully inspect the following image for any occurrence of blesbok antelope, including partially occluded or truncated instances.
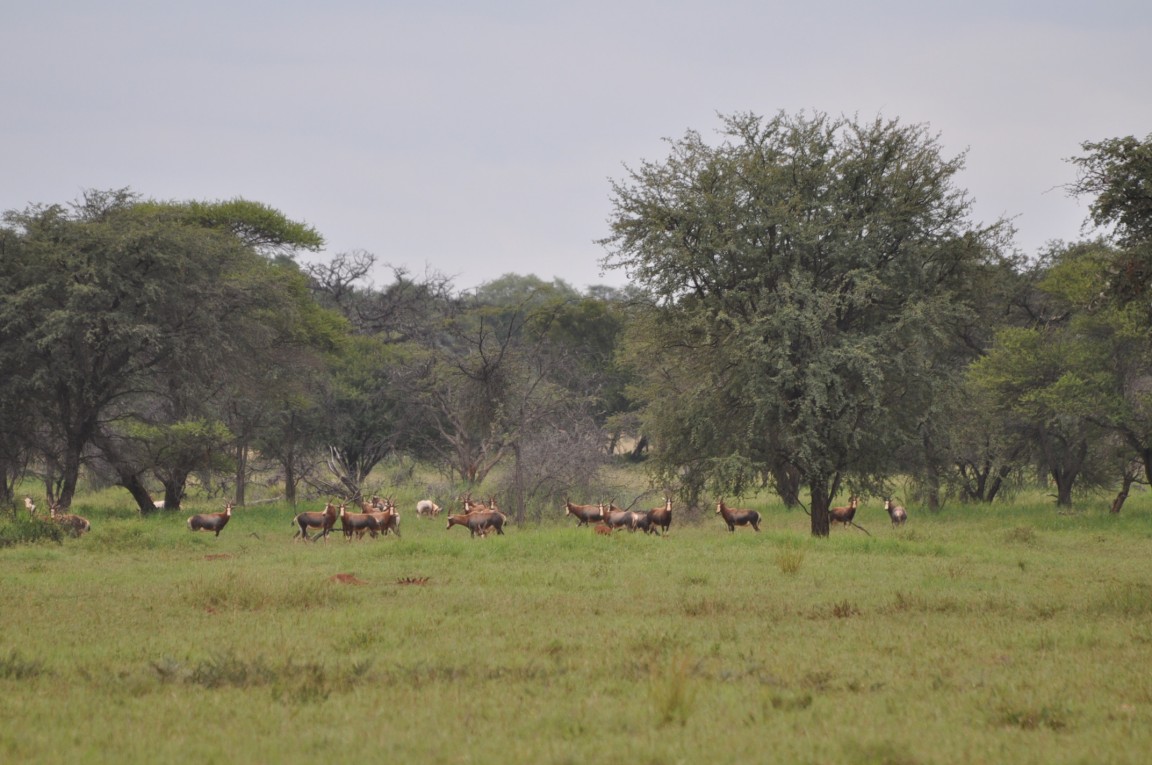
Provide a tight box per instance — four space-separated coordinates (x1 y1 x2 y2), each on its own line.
292 500 340 542
371 496 401 538
646 494 673 536
883 498 908 526
563 499 604 527
446 510 505 538
338 503 382 540
416 499 441 517
187 501 234 537
828 496 860 527
49 502 91 537
716 499 761 532
601 501 634 532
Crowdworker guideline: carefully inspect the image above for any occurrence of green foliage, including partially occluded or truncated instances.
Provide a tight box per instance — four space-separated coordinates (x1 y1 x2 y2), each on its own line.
602 111 1010 531
0 515 64 547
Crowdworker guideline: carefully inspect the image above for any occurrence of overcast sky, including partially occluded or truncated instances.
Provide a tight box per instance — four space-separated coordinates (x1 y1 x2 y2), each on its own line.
4 1 1150 292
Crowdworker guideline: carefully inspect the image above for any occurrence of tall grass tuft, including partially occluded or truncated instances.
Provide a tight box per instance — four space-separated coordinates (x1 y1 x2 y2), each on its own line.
649 652 697 728
775 548 805 574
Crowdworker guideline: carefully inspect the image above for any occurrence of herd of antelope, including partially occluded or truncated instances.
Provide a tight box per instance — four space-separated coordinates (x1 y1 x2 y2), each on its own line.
20 489 908 543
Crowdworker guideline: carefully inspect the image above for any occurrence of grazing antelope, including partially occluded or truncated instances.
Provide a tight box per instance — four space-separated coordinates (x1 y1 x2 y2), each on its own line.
646 495 673 536
292 500 340 542
716 499 761 532
416 499 441 518
49 502 91 537
187 501 233 537
563 499 604 527
883 498 908 527
828 496 860 527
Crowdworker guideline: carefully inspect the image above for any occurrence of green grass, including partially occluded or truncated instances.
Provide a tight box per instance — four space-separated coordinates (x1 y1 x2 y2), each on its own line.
2 493 1152 763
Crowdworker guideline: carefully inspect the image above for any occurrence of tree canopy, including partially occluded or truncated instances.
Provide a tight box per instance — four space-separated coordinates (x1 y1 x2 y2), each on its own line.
601 111 1011 534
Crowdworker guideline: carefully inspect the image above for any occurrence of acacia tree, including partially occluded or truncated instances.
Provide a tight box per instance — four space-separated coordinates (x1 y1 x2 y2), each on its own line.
0 189 333 512
601 111 1009 535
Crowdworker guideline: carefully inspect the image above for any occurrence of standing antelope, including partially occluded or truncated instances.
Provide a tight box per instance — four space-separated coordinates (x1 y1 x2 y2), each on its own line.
563 499 604 527
716 499 761 532
601 501 634 532
292 500 340 542
883 498 908 526
187 501 234 537
646 495 673 536
24 496 36 517
828 496 860 527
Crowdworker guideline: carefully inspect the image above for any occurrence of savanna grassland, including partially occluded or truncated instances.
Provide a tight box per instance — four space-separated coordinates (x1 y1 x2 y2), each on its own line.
2 490 1152 765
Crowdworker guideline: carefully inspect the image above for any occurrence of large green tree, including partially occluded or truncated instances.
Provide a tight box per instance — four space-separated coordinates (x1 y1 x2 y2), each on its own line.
0 189 336 512
601 111 1009 535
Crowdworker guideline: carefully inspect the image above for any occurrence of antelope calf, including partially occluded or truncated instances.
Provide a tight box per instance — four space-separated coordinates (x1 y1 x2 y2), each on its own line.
187 501 233 537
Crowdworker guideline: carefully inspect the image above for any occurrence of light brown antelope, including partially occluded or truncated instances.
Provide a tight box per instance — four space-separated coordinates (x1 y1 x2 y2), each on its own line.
187 501 233 537
292 500 340 542
883 498 908 526
24 496 36 517
829 496 860 527
563 499 605 526
416 499 441 517
716 499 761 532
50 502 91 537
593 523 613 536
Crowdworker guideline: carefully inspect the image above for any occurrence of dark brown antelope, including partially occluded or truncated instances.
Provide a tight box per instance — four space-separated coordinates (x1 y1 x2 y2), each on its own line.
187 501 233 537
646 494 672 536
883 498 908 526
446 510 505 538
716 499 761 532
371 496 401 538
338 503 381 540
563 499 604 527
292 500 340 542
828 496 860 527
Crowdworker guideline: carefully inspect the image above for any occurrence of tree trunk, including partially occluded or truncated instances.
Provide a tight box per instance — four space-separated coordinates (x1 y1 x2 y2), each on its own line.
772 462 801 508
234 442 248 506
284 460 297 507
808 480 832 537
123 473 159 515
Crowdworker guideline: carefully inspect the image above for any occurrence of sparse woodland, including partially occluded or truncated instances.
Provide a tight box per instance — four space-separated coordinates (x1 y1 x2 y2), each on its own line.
3 115 1152 535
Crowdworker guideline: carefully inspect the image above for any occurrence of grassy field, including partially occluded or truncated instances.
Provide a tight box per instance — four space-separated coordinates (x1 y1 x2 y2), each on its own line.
1 491 1151 764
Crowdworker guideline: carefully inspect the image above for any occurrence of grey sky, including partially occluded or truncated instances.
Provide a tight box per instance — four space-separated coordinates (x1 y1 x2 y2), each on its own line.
4 1 1150 291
